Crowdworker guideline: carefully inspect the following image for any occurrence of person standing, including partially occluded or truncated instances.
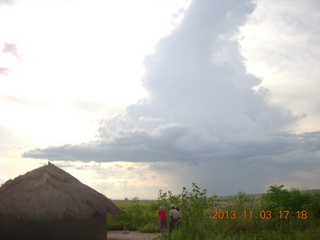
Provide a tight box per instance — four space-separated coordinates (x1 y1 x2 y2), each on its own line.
169 205 180 231
175 206 181 229
158 206 167 233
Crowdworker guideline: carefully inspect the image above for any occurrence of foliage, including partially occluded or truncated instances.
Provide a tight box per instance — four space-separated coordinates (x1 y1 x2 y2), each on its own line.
107 197 160 231
233 191 255 209
157 183 216 239
261 185 290 212
138 222 160 233
261 185 314 213
107 184 320 239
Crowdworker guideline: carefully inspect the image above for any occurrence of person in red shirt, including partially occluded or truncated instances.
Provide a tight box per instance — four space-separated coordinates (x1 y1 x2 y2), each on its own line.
158 206 167 233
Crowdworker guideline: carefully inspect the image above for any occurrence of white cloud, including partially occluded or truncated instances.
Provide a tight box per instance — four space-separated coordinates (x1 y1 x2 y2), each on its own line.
239 0 320 133
23 0 320 194
4 0 320 197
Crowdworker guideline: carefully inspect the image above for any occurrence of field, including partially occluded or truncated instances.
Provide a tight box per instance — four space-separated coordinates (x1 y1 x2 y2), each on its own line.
107 184 320 240
112 199 155 208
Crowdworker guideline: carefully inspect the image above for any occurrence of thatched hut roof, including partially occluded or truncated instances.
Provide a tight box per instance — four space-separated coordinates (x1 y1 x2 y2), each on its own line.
0 162 119 222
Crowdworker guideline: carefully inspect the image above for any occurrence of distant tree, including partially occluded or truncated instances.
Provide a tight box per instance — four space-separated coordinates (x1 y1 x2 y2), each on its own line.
262 185 290 212
262 185 313 212
233 191 253 208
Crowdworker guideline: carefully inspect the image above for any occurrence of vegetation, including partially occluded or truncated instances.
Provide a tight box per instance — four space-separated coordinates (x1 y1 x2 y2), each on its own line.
107 184 320 239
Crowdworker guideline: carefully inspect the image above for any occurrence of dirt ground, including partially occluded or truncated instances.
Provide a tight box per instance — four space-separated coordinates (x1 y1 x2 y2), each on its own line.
107 231 160 240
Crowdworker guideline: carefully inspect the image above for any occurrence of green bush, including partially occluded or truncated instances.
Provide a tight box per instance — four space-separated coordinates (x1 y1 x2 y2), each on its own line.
157 183 216 239
107 184 320 239
107 197 159 231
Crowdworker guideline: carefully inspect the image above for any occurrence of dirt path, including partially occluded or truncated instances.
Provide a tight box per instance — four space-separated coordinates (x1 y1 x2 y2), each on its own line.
107 231 160 240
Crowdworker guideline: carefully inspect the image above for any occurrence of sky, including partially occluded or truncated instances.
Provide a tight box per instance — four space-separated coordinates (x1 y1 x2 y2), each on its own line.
0 0 319 199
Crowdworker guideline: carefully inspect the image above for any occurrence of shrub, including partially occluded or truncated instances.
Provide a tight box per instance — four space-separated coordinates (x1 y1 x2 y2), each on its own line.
107 197 159 231
107 184 320 239
157 183 216 239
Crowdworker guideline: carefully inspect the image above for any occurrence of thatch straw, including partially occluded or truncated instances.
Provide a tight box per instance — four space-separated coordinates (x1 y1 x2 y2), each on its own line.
0 162 119 221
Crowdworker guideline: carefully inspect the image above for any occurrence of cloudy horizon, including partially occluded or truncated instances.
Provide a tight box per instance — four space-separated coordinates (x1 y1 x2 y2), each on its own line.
1 0 320 199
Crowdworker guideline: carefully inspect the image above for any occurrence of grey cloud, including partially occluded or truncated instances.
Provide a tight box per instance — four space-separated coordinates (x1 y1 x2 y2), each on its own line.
23 0 317 162
22 0 320 194
22 123 191 162
149 162 180 173
22 128 320 167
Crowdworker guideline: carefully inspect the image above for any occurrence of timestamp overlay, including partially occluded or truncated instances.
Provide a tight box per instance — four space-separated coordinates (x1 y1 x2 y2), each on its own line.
212 210 308 219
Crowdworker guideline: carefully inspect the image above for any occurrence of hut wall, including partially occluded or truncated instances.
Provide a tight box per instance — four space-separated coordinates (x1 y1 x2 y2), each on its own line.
0 215 107 240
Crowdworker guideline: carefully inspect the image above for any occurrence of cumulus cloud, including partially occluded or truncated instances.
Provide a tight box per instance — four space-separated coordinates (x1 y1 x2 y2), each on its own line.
239 0 320 133
23 0 320 195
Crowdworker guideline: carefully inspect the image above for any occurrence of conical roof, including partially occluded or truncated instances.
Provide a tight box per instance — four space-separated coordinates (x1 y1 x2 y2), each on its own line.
0 162 119 221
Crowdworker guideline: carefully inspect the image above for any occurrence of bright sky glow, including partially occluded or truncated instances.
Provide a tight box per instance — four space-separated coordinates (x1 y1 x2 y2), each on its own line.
0 0 191 147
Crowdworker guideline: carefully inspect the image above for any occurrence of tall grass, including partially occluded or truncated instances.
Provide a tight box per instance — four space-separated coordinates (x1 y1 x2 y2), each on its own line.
107 197 160 231
108 184 320 239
